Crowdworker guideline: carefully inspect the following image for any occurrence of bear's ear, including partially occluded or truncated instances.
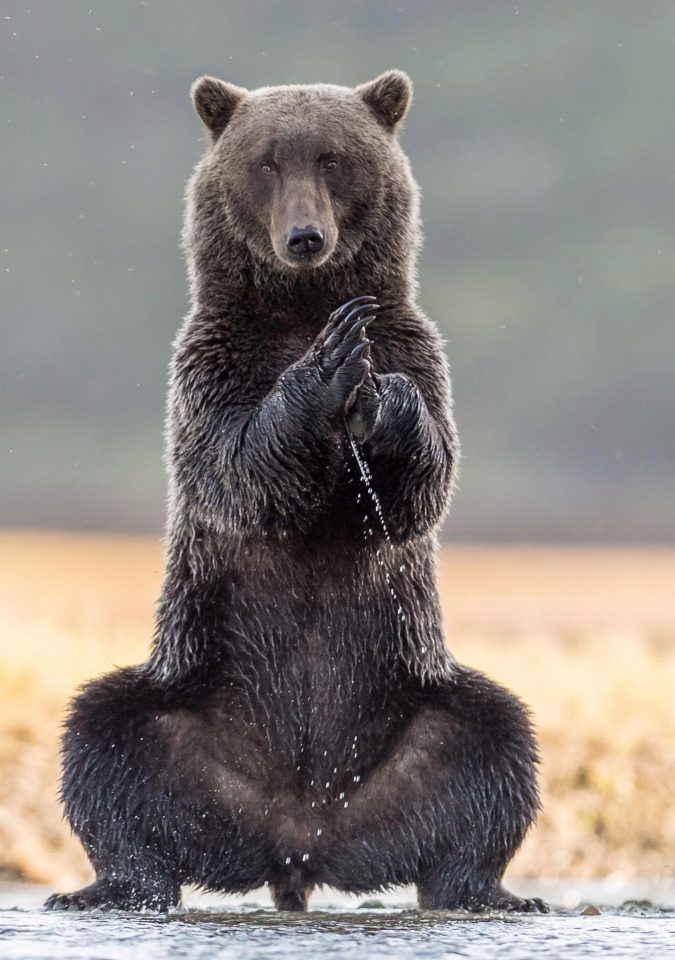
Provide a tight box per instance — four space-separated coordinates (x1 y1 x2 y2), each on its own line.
356 70 413 133
191 76 247 140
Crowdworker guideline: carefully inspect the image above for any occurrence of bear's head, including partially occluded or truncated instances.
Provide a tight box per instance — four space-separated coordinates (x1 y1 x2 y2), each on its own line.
186 71 417 295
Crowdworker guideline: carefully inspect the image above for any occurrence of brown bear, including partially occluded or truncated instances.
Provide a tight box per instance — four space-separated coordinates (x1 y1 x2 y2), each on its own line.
46 70 545 914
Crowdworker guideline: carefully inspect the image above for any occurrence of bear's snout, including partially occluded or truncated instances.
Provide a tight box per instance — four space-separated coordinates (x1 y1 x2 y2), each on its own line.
285 225 325 258
269 173 337 269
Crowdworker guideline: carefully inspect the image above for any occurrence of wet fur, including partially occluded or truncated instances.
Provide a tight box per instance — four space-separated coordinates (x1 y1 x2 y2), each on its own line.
47 72 545 914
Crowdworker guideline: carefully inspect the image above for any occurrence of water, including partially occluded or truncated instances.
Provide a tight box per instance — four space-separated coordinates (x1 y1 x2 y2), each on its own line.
2 887 674 960
345 424 392 544
345 425 407 623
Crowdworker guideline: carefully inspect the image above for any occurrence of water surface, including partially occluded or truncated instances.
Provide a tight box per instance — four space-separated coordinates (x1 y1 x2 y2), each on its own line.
2 886 673 960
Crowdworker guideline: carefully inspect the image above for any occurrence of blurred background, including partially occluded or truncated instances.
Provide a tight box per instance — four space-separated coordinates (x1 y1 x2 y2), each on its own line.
1 1 674 898
3 0 675 541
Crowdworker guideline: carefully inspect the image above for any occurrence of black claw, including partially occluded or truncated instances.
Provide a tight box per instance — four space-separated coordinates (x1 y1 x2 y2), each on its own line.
348 314 375 338
329 295 377 324
338 302 378 332
45 894 80 911
343 294 377 309
350 340 371 360
322 301 379 356
331 317 375 360
324 313 375 356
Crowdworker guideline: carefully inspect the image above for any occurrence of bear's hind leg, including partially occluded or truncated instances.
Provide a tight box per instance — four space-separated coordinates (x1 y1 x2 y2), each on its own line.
46 666 280 911
45 668 184 912
415 668 547 913
324 666 547 913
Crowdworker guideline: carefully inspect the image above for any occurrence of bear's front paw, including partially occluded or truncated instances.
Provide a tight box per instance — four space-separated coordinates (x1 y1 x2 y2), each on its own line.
311 295 379 416
345 374 380 441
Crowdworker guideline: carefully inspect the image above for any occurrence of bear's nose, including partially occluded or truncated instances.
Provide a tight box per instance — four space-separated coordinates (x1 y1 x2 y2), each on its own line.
286 226 325 256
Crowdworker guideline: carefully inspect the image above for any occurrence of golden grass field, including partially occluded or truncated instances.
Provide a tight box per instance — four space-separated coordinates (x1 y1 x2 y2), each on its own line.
1 530 674 888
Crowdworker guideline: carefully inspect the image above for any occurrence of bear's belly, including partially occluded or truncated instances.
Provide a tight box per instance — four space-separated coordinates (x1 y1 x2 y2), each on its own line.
157 692 453 881
158 688 421 870
161 669 413 803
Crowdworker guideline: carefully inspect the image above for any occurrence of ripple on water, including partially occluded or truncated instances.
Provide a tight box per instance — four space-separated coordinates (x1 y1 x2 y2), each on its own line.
1 908 675 960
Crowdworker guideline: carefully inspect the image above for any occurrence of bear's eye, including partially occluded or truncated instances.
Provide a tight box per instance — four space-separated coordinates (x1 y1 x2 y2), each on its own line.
322 155 339 172
261 163 276 176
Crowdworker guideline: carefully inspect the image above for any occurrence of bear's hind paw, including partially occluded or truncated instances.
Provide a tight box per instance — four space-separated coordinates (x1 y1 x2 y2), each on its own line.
45 879 179 913
474 887 549 914
45 888 108 912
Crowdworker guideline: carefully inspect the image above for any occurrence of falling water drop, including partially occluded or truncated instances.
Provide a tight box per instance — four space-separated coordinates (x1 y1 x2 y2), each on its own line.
343 419 435 676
